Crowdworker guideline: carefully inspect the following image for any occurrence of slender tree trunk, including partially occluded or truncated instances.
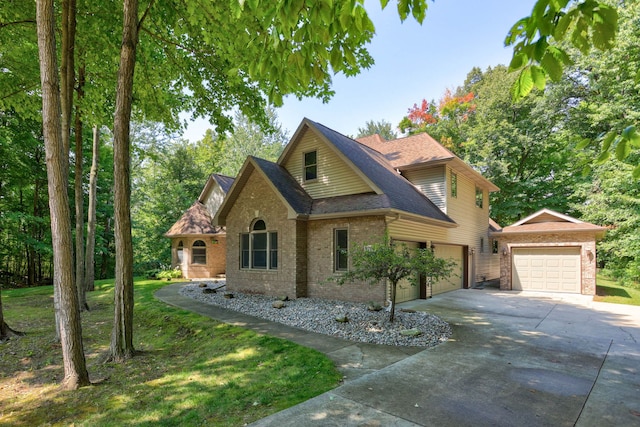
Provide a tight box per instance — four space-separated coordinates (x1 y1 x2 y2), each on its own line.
36 0 90 390
109 0 140 361
100 216 111 280
0 287 24 341
75 65 88 311
85 125 99 293
0 288 9 341
389 281 398 322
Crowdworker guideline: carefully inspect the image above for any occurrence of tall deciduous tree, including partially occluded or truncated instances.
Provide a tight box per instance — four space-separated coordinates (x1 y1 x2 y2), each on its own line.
84 125 100 292
35 0 89 389
214 109 288 177
109 0 145 362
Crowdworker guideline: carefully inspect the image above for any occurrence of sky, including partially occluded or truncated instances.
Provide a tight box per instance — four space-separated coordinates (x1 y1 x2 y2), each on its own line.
181 0 535 141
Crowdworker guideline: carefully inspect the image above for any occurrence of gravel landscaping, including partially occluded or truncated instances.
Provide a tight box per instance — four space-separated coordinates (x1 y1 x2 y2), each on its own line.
179 281 451 348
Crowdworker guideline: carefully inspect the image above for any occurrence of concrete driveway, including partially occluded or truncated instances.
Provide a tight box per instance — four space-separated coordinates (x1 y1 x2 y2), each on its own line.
250 289 640 426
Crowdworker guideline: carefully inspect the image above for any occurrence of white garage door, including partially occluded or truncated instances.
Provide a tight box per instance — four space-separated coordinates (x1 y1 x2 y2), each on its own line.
431 244 464 296
512 247 581 293
395 241 420 303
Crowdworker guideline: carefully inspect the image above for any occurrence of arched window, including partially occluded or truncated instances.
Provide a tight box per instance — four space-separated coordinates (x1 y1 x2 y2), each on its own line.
192 240 206 265
240 220 278 270
176 240 184 264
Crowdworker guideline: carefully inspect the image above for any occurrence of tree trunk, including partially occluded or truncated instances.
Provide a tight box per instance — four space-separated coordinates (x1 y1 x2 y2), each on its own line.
75 65 88 311
85 125 99 293
100 216 111 280
109 0 139 362
389 281 398 322
60 0 75 170
0 287 24 342
36 0 90 390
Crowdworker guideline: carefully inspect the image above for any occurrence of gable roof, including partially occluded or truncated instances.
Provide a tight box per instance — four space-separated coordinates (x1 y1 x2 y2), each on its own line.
214 156 313 225
164 201 224 237
358 132 499 192
495 208 606 236
217 119 457 227
309 120 456 225
198 173 234 203
355 133 387 146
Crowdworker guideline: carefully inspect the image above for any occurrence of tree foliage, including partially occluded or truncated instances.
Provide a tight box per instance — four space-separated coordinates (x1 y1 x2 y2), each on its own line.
356 119 398 140
506 0 618 99
399 89 476 148
332 235 454 322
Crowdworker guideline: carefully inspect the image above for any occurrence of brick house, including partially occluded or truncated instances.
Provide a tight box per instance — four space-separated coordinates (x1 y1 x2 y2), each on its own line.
165 173 234 279
214 118 503 304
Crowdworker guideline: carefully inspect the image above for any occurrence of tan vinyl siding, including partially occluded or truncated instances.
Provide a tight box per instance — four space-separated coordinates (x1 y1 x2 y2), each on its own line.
283 128 372 198
387 218 448 242
444 167 498 282
403 166 446 212
445 167 488 247
203 182 226 218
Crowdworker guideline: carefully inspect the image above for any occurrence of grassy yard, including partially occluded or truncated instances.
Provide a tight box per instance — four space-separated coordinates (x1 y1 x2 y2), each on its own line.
595 274 640 306
0 279 341 426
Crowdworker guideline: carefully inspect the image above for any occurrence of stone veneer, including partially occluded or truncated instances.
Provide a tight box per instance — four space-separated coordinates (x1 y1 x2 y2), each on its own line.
497 232 598 295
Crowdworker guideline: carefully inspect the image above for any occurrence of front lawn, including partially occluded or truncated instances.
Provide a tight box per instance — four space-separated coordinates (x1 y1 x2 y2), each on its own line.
595 274 640 306
0 279 341 426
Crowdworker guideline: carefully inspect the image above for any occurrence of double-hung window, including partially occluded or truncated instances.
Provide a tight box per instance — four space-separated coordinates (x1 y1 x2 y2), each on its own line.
240 220 278 270
451 172 458 198
475 187 484 208
334 228 348 272
304 150 318 181
192 240 206 264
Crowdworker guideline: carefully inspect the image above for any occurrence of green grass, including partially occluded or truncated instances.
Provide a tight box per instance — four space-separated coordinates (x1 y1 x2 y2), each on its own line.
0 279 341 426
595 274 640 306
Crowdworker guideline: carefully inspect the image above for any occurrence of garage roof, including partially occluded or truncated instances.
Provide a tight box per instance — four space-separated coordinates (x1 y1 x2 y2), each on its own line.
492 208 606 237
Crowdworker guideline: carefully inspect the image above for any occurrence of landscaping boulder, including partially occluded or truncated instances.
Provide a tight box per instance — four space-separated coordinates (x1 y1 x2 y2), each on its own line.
224 292 234 299
272 300 286 309
203 288 216 294
400 328 422 337
335 315 349 323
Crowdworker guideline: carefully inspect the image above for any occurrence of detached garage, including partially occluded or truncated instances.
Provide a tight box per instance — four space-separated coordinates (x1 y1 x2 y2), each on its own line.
492 209 606 295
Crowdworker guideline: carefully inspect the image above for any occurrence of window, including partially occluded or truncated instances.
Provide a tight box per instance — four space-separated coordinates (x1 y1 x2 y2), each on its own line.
335 229 348 272
177 240 184 264
492 239 499 254
451 172 457 198
304 150 318 181
192 240 206 264
475 187 483 208
240 220 278 270
480 238 485 253
269 232 278 269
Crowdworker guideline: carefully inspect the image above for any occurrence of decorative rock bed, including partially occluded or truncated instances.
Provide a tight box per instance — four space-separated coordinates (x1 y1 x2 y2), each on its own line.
179 281 451 348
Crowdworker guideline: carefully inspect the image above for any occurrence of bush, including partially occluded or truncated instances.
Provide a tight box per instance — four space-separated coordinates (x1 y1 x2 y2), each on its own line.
156 267 183 280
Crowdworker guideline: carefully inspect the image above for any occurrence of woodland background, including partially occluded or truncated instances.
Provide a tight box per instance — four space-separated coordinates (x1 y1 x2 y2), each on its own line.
1 0 638 291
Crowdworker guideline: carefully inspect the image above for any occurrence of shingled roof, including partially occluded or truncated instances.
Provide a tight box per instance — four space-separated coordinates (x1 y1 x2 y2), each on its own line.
494 208 606 236
165 202 223 237
357 131 499 192
310 120 456 224
357 132 454 167
250 156 313 215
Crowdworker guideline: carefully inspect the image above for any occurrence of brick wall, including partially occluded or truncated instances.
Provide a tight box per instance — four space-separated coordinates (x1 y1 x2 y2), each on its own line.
170 235 226 279
497 232 598 295
306 216 387 303
225 171 305 298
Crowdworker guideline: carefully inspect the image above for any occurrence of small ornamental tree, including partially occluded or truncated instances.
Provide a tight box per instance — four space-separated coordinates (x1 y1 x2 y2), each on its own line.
333 235 455 322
